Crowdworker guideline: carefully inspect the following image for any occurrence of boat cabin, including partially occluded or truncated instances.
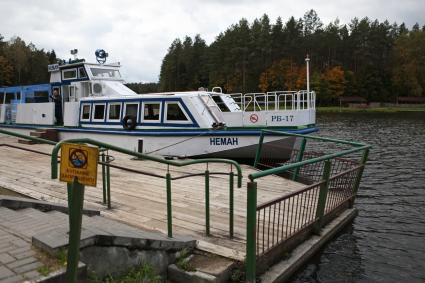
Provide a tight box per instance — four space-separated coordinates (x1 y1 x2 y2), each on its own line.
76 93 222 130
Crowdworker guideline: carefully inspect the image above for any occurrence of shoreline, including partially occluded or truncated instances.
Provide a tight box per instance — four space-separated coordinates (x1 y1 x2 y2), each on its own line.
317 106 425 113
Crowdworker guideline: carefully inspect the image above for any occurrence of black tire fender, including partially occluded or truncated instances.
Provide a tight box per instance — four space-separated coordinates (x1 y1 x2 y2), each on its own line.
122 115 137 130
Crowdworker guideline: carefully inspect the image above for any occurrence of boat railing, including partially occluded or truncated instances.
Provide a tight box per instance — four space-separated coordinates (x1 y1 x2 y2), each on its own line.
228 90 316 112
244 130 370 281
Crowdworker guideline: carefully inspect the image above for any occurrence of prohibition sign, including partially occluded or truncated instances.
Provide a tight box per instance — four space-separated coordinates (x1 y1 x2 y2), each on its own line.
59 143 99 187
250 113 259 123
69 148 88 169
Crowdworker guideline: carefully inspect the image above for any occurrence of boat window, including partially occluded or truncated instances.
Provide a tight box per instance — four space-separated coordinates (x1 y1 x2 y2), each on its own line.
34 91 49 103
62 69 77 80
212 95 230 112
90 68 121 79
93 104 106 120
5 93 14 104
166 102 189 121
78 67 87 79
124 103 138 119
143 102 161 121
0 93 4 104
81 104 91 120
108 103 121 120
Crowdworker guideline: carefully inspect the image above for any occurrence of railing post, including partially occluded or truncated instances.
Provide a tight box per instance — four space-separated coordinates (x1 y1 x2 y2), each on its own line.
101 152 106 204
297 92 301 110
253 131 265 168
350 148 369 207
246 181 257 282
106 154 111 209
66 178 85 283
166 172 172 238
205 169 210 236
314 160 332 234
292 137 307 181
229 171 234 239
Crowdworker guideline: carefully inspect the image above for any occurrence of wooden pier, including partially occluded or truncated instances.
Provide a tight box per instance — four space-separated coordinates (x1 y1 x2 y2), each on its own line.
0 129 371 282
0 136 304 260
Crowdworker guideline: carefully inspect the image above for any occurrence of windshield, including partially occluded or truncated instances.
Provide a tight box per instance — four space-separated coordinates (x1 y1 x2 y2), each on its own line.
212 95 230 112
90 68 121 79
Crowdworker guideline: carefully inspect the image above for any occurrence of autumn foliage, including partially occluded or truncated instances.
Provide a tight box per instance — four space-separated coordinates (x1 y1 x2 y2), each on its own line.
159 10 425 105
259 59 306 92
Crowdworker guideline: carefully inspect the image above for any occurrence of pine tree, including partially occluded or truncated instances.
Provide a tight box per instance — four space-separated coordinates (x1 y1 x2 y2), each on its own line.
158 12 424 102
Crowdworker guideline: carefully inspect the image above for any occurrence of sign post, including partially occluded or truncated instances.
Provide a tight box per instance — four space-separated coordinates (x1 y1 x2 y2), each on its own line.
59 143 98 283
66 179 85 283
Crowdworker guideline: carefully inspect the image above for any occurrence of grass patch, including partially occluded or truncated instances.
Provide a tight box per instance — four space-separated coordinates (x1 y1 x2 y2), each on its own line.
32 247 65 277
175 248 195 272
56 248 68 267
37 265 50 276
89 264 163 283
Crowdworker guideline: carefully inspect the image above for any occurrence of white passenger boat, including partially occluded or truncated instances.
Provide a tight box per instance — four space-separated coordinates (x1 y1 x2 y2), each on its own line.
0 50 317 159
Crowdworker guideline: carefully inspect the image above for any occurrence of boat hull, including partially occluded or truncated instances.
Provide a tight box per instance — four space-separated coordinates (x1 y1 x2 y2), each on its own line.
0 125 317 159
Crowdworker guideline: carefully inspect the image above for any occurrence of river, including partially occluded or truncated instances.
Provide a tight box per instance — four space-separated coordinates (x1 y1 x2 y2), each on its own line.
291 112 425 283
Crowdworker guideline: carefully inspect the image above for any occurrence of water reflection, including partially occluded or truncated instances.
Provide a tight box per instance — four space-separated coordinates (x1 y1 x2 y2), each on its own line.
293 224 364 283
291 112 425 283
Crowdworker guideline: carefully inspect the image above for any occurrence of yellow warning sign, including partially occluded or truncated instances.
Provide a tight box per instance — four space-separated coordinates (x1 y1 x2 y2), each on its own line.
60 143 99 186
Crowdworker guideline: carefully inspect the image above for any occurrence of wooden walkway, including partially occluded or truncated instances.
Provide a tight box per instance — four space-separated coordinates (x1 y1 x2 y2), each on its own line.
0 136 305 260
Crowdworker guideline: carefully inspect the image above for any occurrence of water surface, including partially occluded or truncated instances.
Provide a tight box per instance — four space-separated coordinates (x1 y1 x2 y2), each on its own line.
292 112 425 283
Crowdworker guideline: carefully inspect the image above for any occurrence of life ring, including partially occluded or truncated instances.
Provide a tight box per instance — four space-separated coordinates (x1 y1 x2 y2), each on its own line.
122 115 137 130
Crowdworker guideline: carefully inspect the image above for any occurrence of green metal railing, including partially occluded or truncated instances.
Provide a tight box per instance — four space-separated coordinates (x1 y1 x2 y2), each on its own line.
0 128 57 145
50 138 242 238
0 129 243 239
245 130 370 282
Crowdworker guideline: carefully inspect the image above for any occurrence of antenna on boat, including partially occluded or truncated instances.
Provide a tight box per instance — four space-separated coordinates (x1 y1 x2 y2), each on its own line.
70 49 78 60
305 54 310 94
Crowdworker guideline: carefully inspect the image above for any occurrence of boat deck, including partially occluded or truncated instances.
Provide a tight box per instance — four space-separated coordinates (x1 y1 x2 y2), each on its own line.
0 136 305 260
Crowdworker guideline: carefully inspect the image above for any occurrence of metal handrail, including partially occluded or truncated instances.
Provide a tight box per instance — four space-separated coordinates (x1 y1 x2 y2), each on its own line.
51 138 242 239
252 129 368 170
0 143 53 156
250 145 369 181
245 130 370 282
229 90 315 112
50 138 242 187
0 128 57 145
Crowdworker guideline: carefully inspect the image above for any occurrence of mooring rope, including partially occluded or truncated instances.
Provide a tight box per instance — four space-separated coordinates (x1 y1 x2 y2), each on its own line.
143 129 216 155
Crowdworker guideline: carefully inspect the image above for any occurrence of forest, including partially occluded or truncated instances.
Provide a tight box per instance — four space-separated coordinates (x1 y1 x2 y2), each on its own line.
0 36 57 86
159 10 425 104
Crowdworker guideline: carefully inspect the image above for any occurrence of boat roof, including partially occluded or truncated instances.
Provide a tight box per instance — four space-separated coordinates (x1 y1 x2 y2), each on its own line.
58 61 121 69
80 91 213 101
